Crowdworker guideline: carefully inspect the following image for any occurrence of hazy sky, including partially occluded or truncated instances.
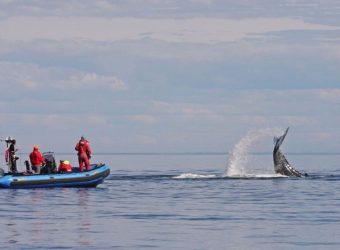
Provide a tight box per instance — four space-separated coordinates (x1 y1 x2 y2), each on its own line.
1 0 340 154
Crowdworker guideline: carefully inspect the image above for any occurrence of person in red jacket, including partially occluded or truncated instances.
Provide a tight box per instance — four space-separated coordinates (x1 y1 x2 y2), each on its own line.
75 136 91 172
29 145 45 174
58 160 73 173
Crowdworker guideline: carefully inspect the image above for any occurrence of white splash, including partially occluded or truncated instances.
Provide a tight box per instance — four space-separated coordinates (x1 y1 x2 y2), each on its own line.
173 173 217 179
225 128 284 177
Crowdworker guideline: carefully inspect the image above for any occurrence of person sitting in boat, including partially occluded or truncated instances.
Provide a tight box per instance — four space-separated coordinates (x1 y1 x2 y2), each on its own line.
58 160 73 173
5 137 19 173
75 136 91 172
29 145 45 174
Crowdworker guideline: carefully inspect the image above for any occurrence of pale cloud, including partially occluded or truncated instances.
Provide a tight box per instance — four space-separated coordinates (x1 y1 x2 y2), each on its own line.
181 106 214 116
190 0 215 4
135 135 157 145
0 62 127 92
0 17 338 44
0 62 40 88
94 1 117 11
22 75 38 89
59 73 128 91
96 136 114 147
88 115 113 127
234 89 340 106
330 44 340 58
151 89 340 130
48 114 112 128
0 113 68 129
127 115 157 124
241 115 269 126
0 113 111 129
313 88 340 103
152 101 171 110
310 132 333 141
275 115 316 126
152 101 224 122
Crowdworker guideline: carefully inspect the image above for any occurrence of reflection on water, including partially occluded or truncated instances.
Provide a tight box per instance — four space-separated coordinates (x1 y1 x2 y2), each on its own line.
31 189 44 244
6 221 19 245
0 187 95 248
77 188 91 246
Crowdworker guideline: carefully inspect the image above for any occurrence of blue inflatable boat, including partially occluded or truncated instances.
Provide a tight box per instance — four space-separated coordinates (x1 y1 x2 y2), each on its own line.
0 163 110 189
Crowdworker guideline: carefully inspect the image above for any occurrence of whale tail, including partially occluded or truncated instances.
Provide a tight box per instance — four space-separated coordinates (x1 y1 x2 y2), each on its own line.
273 127 306 177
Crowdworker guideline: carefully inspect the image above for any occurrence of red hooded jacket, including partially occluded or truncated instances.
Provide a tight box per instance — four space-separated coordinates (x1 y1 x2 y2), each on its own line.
30 148 44 166
75 139 91 157
59 161 72 172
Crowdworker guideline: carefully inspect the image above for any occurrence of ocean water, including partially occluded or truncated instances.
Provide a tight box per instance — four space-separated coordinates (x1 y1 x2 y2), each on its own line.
1 153 340 250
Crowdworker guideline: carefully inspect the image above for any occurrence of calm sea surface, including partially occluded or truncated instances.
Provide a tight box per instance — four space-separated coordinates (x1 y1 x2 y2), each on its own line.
1 153 340 249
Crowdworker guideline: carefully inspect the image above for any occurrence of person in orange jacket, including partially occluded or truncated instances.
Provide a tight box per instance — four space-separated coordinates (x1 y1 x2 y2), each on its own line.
29 145 45 174
75 136 91 172
58 160 73 173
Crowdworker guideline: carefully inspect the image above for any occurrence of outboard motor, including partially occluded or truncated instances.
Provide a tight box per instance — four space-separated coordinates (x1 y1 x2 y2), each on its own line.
42 152 57 174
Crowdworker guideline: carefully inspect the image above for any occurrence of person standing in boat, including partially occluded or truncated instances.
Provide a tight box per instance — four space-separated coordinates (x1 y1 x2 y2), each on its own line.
29 145 45 174
4 136 11 170
75 136 91 172
5 137 19 173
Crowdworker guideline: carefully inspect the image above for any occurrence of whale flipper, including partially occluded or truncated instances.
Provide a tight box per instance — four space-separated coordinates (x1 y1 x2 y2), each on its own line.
273 128 305 177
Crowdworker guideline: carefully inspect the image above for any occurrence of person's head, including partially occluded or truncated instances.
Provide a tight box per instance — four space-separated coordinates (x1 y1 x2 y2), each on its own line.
33 145 39 150
81 136 85 140
12 139 16 145
60 160 69 165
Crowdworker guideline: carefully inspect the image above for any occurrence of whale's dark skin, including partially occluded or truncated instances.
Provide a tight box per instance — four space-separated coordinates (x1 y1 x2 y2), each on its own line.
273 128 307 177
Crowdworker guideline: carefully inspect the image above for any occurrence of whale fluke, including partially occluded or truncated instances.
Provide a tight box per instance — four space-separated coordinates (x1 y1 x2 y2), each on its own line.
273 127 306 177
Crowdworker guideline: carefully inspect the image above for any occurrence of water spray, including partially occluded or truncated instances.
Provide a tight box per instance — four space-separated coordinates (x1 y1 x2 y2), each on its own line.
225 128 284 177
